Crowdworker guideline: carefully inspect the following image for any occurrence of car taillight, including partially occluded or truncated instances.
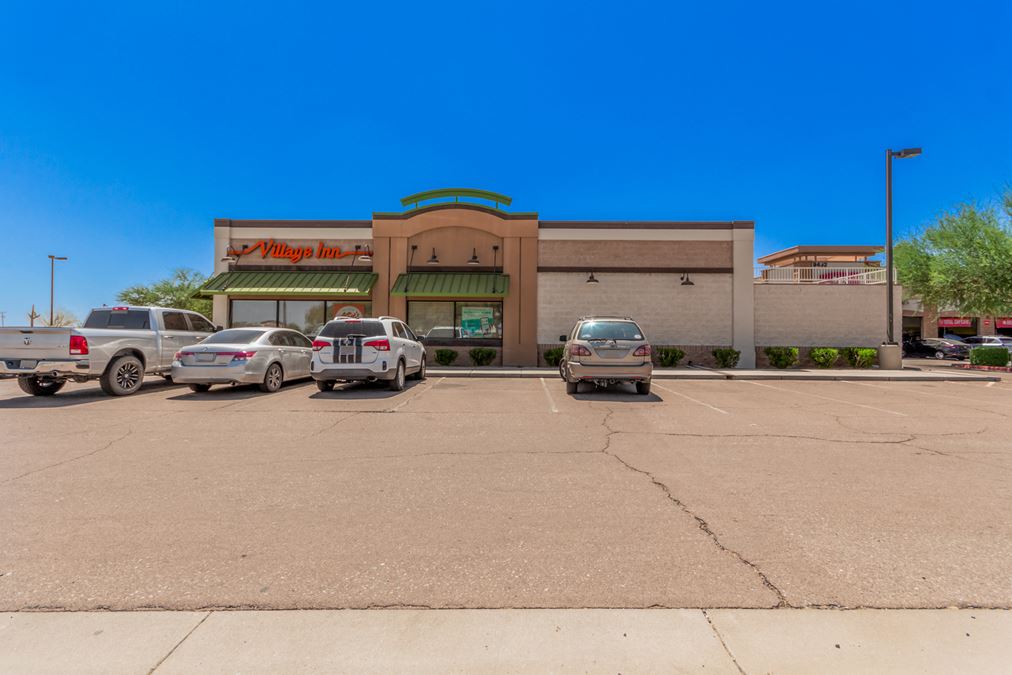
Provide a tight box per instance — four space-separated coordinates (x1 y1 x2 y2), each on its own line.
173 351 183 361
228 351 257 361
312 340 330 351
363 338 390 351
633 344 652 357
571 344 591 357
69 335 89 355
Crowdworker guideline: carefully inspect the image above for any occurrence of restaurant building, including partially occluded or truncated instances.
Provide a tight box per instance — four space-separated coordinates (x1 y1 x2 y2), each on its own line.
197 189 899 368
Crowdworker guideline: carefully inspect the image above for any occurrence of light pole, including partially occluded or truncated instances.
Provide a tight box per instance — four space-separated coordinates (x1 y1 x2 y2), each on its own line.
885 148 921 348
48 255 68 326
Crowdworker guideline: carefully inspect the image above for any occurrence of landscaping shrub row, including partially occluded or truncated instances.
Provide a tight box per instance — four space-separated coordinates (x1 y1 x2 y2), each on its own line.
969 346 1010 367
432 348 498 367
760 346 877 369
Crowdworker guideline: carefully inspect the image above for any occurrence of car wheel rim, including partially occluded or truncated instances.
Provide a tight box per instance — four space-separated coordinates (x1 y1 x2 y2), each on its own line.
398 366 404 387
268 366 281 389
117 363 140 390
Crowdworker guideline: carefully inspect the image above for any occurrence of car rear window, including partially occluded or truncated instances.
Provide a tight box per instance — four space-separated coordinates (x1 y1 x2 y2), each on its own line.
577 321 644 340
84 309 151 329
319 320 386 339
202 329 266 344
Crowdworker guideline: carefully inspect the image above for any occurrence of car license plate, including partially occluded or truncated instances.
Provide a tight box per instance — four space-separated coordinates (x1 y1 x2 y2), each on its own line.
20 360 38 369
339 345 356 358
196 353 216 362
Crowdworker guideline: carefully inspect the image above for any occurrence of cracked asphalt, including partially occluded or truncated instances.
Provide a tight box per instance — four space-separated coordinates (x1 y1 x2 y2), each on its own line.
1 374 1010 611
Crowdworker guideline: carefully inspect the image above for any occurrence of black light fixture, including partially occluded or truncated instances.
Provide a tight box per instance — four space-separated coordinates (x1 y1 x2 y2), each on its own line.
467 247 480 265
427 247 439 265
680 273 694 286
586 272 599 284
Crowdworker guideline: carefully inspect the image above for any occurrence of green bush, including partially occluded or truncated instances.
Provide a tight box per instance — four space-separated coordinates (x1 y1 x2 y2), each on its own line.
433 349 458 366
656 347 685 368
543 347 564 367
842 347 877 368
764 346 799 369
712 347 740 368
469 347 497 367
970 346 1010 367
809 347 840 369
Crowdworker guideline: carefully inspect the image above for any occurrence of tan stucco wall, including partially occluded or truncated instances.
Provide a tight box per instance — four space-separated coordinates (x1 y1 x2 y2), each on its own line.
537 272 734 345
538 240 732 268
754 284 903 347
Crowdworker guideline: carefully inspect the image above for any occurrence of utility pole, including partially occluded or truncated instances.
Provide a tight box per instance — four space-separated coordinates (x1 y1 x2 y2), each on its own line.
48 254 68 326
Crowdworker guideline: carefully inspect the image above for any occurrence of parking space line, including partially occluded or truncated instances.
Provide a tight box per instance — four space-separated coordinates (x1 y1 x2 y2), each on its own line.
652 382 729 415
388 377 444 412
744 381 906 417
845 380 1011 409
539 378 559 413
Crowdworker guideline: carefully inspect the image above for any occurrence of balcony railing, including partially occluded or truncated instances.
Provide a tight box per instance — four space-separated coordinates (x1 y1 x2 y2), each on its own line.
754 266 891 285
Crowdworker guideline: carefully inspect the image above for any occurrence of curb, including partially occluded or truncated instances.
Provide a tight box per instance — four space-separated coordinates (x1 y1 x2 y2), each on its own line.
425 368 1000 382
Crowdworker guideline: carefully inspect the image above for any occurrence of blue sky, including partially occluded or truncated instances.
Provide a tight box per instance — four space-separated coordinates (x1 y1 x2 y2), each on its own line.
2 1 1010 322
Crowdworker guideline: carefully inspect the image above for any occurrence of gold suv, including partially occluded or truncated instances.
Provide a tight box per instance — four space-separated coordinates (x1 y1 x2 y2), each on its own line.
559 316 653 395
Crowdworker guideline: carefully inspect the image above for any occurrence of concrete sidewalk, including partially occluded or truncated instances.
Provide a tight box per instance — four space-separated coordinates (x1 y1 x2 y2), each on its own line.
428 366 999 381
2 609 1008 674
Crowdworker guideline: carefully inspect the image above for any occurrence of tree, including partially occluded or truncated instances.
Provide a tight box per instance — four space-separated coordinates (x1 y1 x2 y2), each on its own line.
42 309 79 327
895 190 1012 317
117 268 213 316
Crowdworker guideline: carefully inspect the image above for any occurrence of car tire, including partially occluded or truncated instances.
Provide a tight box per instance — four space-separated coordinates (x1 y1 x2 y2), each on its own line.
935 350 946 360
17 376 66 396
260 363 283 393
636 380 652 395
188 383 211 393
388 361 405 391
559 362 567 381
410 355 427 380
316 380 335 392
100 355 145 396
565 380 578 395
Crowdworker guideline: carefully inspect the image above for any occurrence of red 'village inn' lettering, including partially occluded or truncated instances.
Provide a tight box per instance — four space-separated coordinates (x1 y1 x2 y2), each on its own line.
227 240 368 263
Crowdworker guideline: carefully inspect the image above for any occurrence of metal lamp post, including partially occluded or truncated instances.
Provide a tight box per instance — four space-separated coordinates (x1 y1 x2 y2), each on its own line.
880 148 921 368
48 255 68 326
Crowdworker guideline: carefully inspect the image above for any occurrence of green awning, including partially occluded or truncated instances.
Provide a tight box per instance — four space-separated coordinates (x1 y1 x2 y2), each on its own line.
196 270 377 298
390 272 509 297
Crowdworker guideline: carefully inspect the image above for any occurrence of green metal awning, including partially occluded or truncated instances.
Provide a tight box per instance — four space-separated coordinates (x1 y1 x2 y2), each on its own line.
390 272 509 297
196 270 377 298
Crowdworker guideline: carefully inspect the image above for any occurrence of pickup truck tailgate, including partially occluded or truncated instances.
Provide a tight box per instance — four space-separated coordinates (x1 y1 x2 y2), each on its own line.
0 328 73 363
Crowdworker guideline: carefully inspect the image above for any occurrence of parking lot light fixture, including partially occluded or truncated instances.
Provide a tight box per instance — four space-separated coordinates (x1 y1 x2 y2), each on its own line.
885 146 922 346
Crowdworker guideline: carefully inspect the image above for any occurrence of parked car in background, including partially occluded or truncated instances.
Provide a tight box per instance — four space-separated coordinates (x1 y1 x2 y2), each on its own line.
902 337 969 360
962 336 1012 352
172 327 313 393
558 316 653 395
311 316 426 391
423 326 462 340
0 306 216 396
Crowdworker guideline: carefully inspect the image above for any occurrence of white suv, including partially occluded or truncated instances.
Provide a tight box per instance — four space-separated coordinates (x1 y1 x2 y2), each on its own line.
311 316 426 391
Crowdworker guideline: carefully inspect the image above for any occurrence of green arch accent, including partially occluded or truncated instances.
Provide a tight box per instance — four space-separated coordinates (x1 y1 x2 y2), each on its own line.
400 188 513 209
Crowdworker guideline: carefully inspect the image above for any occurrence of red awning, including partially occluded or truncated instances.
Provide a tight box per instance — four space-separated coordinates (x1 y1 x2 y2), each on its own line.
997 318 1012 329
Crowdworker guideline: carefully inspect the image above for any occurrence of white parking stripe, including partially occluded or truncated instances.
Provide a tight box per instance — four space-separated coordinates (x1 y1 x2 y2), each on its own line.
745 381 906 417
653 382 729 415
846 380 1012 409
388 377 444 412
539 378 559 413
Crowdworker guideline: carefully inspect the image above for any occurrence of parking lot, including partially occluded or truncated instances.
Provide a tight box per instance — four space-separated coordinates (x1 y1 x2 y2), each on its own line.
1 374 1010 612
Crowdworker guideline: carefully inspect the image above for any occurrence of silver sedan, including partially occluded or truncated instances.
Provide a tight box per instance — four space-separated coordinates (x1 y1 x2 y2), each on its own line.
171 327 313 393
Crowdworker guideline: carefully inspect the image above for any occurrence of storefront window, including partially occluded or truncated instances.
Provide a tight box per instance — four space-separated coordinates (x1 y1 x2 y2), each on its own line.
408 301 502 341
279 301 326 335
230 300 278 328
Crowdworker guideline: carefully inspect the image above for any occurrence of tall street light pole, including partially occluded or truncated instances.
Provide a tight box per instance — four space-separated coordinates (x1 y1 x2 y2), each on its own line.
48 255 68 326
885 148 921 346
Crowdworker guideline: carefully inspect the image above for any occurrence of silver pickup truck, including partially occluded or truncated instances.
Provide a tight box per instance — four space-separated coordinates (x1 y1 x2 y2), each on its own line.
0 306 218 396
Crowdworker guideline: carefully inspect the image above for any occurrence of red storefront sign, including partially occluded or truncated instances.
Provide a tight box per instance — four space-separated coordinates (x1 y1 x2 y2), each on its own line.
937 317 972 328
998 318 1012 329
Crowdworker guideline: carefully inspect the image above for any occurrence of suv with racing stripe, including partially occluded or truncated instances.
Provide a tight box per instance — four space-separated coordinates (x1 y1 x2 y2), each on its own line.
310 316 426 391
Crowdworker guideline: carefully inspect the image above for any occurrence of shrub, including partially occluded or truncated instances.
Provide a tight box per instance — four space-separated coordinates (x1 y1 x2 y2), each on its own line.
712 347 740 368
764 346 799 369
970 346 1010 367
543 347 564 367
656 347 685 368
809 347 840 369
433 349 458 366
469 347 497 367
842 347 876 368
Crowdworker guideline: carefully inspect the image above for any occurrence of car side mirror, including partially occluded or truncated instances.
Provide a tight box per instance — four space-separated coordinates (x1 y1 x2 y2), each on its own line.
559 335 567 342
417 335 425 342
214 325 224 332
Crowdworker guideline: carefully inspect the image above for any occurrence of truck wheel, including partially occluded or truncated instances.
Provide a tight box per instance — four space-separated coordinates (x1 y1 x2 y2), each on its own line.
260 363 283 393
17 376 66 396
316 380 335 392
388 362 405 391
100 355 145 396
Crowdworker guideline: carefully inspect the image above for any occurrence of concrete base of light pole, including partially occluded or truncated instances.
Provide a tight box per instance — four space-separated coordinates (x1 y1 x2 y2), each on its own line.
878 343 903 370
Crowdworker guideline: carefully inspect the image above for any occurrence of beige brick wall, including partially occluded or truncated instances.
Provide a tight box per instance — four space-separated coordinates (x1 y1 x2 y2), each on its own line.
537 273 733 344
754 284 903 347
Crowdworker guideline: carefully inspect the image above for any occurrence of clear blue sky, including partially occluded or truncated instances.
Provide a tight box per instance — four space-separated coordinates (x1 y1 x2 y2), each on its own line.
2 1 1010 322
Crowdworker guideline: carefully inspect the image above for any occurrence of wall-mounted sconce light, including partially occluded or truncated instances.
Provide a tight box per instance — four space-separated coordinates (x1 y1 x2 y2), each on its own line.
586 272 599 284
680 273 694 286
467 248 480 265
427 247 440 265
